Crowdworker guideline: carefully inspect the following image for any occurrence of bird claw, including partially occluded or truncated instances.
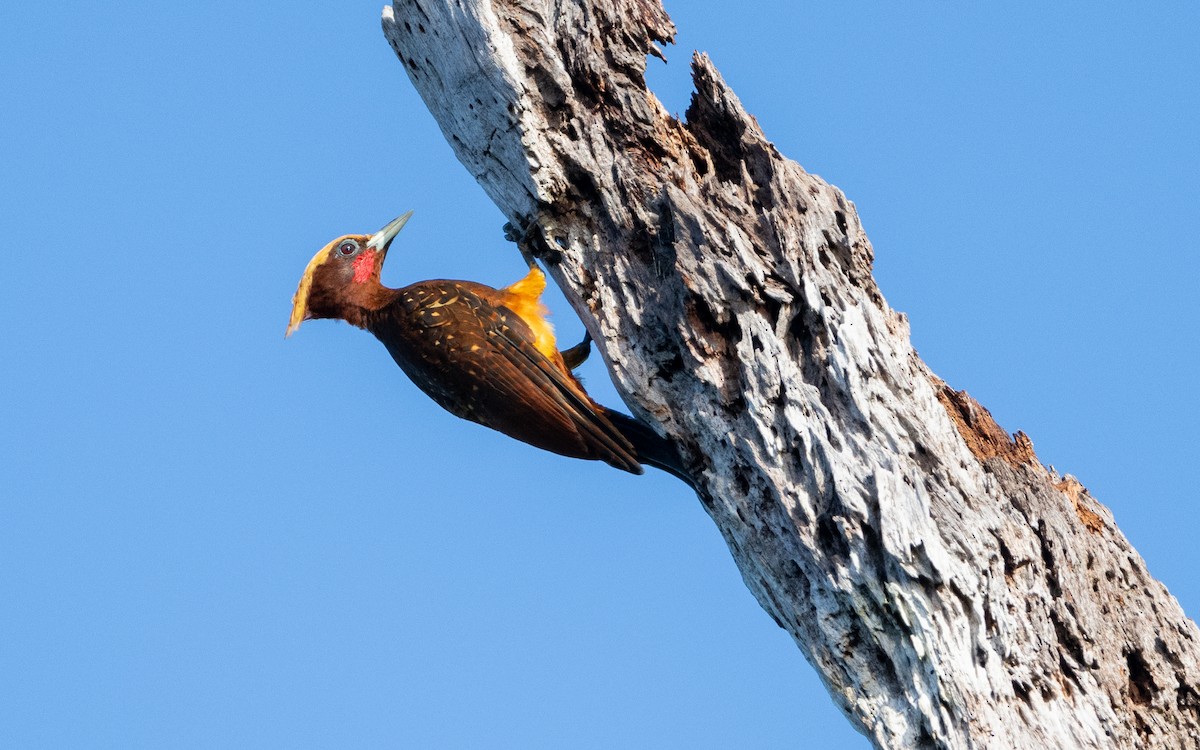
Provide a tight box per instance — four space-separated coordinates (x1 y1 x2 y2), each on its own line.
501 221 524 245
503 208 564 267
560 331 592 370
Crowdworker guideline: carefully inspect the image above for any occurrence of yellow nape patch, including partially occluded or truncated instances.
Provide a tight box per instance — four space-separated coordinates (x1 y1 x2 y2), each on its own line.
501 267 558 360
285 237 341 336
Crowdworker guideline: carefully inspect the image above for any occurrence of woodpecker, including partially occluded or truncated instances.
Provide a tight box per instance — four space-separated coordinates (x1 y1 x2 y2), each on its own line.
287 213 690 484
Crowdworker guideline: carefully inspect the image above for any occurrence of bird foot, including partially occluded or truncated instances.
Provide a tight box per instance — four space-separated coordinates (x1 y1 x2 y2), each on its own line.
503 208 564 267
560 331 592 370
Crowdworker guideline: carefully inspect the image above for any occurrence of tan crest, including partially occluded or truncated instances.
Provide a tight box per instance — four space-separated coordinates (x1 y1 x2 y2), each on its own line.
285 238 341 337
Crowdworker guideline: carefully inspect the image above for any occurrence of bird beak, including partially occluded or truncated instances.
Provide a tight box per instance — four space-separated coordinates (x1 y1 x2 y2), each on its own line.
366 211 414 253
286 212 413 338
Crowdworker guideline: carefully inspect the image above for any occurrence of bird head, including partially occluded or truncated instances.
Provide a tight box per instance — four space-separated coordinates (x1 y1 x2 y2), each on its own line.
286 211 413 335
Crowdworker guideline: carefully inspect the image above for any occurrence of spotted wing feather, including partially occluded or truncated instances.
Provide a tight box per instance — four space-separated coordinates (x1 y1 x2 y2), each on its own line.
367 281 643 474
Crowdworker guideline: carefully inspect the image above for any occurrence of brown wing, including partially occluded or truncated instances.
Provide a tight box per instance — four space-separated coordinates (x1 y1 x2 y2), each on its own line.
367 281 643 474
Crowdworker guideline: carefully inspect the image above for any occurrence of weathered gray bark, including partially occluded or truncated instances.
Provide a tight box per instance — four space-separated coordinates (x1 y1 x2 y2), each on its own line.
380 1 1200 747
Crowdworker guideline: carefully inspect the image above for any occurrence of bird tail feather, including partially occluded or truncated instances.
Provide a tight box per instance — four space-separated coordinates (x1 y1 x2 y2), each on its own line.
601 408 696 490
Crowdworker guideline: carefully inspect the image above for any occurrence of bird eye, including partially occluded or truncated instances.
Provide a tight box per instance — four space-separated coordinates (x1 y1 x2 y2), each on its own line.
337 240 359 256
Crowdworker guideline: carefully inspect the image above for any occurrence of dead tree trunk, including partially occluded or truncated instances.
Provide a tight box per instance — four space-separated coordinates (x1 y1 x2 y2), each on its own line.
380 1 1200 747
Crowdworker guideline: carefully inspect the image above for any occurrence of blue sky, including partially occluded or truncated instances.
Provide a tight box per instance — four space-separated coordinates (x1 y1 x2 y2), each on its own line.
2 2 1197 747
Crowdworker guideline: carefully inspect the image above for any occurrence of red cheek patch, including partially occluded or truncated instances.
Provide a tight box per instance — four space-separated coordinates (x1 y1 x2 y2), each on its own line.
352 250 377 284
